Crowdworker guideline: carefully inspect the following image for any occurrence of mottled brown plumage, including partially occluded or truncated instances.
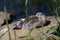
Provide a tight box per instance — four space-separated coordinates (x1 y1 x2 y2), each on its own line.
16 12 46 29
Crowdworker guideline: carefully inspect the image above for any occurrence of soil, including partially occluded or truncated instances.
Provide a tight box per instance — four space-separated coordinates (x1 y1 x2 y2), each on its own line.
0 16 58 40
0 11 10 30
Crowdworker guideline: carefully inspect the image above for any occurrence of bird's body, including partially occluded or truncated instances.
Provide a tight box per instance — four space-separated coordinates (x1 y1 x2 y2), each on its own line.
16 12 46 29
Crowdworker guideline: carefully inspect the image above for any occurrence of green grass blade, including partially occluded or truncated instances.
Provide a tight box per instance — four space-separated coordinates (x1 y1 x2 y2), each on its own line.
25 0 30 22
4 6 11 40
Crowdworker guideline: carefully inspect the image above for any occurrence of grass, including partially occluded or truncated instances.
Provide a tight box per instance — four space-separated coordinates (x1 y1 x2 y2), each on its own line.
25 0 30 22
4 6 11 40
0 0 60 40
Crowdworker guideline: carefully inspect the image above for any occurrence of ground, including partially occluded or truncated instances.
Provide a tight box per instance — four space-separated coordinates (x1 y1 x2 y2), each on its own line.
0 16 58 40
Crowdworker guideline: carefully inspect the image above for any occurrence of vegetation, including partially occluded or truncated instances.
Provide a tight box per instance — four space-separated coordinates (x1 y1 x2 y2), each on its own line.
0 0 60 40
4 6 11 40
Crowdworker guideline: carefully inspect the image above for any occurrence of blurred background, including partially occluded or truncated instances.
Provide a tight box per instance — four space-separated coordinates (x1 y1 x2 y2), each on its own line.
0 0 55 20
